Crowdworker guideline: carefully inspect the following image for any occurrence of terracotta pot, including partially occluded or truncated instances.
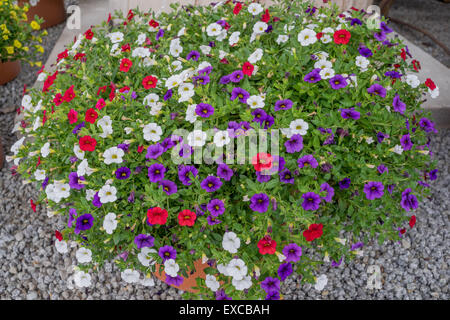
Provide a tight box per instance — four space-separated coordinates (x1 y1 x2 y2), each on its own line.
0 60 21 85
19 0 66 29
153 259 209 293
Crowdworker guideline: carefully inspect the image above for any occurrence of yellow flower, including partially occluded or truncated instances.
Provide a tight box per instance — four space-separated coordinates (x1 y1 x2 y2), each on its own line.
2 35 8 40
30 21 40 30
22 46 29 52
14 40 22 48
41 30 48 36
36 45 44 53
35 61 42 67
6 46 14 54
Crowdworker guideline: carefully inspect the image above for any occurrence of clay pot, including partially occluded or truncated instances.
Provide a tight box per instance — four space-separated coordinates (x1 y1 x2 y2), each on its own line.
0 60 21 85
153 259 209 293
19 0 66 29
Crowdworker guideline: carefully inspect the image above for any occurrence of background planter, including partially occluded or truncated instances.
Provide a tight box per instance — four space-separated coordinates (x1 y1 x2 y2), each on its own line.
0 60 21 86
19 0 66 29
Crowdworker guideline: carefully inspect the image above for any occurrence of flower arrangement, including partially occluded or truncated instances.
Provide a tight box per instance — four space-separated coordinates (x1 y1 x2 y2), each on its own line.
10 0 439 300
0 0 47 65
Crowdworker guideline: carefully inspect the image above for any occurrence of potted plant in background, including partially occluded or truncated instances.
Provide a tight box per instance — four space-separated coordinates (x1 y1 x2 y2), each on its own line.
9 0 439 300
18 0 66 29
0 0 47 85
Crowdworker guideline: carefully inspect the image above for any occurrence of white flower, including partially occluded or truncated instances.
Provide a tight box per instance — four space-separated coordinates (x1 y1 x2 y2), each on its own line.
178 83 195 98
248 2 263 15
248 48 263 64
187 130 207 147
10 137 25 156
429 86 439 99
214 130 230 147
138 247 157 267
206 23 222 37
74 270 92 288
131 47 150 58
98 184 117 203
77 159 94 176
298 29 317 46
85 189 96 201
356 56 370 69
315 51 329 60
391 145 404 155
222 231 241 254
150 103 163 116
170 60 183 72
217 263 231 276
205 274 220 292
47 208 57 218
365 137 374 144
46 181 70 203
314 59 332 70
253 21 268 34
103 212 118 234
40 142 50 158
177 27 186 37
55 240 68 254
34 169 46 181
319 67 335 79
103 147 124 165
247 95 265 109
136 33 146 45
143 123 163 142
76 247 92 264
141 275 156 287
121 269 140 284
199 45 211 55
314 274 328 291
143 93 159 106
232 275 252 291
32 116 41 131
108 31 124 43
186 104 198 123
276 35 289 44
169 43 183 57
227 258 247 280
164 259 180 277
216 29 227 42
321 34 332 43
322 27 334 34
37 72 47 82
97 115 112 128
73 144 85 160
21 95 33 110
289 119 309 136
405 74 420 88
229 31 240 46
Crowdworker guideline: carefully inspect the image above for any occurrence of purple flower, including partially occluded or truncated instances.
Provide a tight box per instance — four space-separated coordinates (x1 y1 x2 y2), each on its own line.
217 163 233 181
358 46 373 57
198 66 213 75
158 245 176 262
263 115 274 129
161 137 175 152
195 103 214 118
92 192 102 208
159 180 178 195
193 75 210 86
42 176 49 189
277 263 293 281
260 277 280 293
380 21 393 34
340 108 360 120
207 199 225 216
351 242 364 251
429 169 438 181
332 257 343 267
351 18 362 26
419 118 436 133
68 208 77 228
164 89 173 101
219 75 231 84
68 172 85 190
134 234 155 249
387 184 395 194
148 163 166 183
265 291 280 300
363 181 384 200
374 30 386 42
165 275 184 286
128 191 135 203
156 29 164 40
117 143 130 153
251 108 267 125
279 169 294 184
274 99 293 111
329 74 348 89
377 131 388 143
207 215 222 225
201 176 222 192
377 164 388 175
250 193 270 213
400 133 413 151
304 68 321 83
320 182 334 203
216 289 232 300
115 167 131 180
385 70 402 79
297 154 318 169
186 50 200 61
69 156 78 164
400 188 418 211
72 121 85 135
256 171 271 183
75 213 94 234
285 134 303 153
178 165 198 186
301 192 321 211
230 70 244 83
146 144 164 160
230 87 250 103
367 83 387 98
282 243 302 263
339 178 351 189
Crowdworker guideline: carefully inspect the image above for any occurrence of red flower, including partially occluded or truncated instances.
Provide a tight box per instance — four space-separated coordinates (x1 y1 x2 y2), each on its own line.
57 49 68 62
142 75 158 89
36 156 41 168
333 29 351 45
409 215 416 229
85 108 98 124
67 108 78 124
119 86 130 93
252 152 273 172
43 71 58 92
53 93 63 106
316 32 323 40
107 13 112 23
400 228 406 235
149 19 159 28
30 199 36 212
233 3 243 15
55 230 63 241
261 9 270 23
137 145 145 153
257 235 277 255
42 110 47 126
242 61 254 76
220 58 230 64
412 59 421 71
178 209 197 227
97 85 107 96
84 28 94 40
400 48 407 61
79 135 97 152
425 78 436 90
95 98 106 110
121 43 131 52
127 9 134 21
63 85 76 103
120 58 133 72
303 223 324 242
147 207 168 225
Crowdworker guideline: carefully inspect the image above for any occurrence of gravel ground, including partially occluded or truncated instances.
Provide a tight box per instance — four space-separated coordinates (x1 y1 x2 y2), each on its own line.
0 0 448 300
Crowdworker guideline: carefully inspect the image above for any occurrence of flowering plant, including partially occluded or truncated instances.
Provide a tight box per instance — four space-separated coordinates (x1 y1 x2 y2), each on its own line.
0 0 47 65
10 0 439 300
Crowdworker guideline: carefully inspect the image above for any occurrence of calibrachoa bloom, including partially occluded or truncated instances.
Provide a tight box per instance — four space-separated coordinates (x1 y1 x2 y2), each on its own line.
250 193 270 213
257 235 277 255
301 192 321 211
363 181 384 200
303 223 323 242
178 209 197 226
147 207 168 225
134 234 155 249
282 243 302 263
